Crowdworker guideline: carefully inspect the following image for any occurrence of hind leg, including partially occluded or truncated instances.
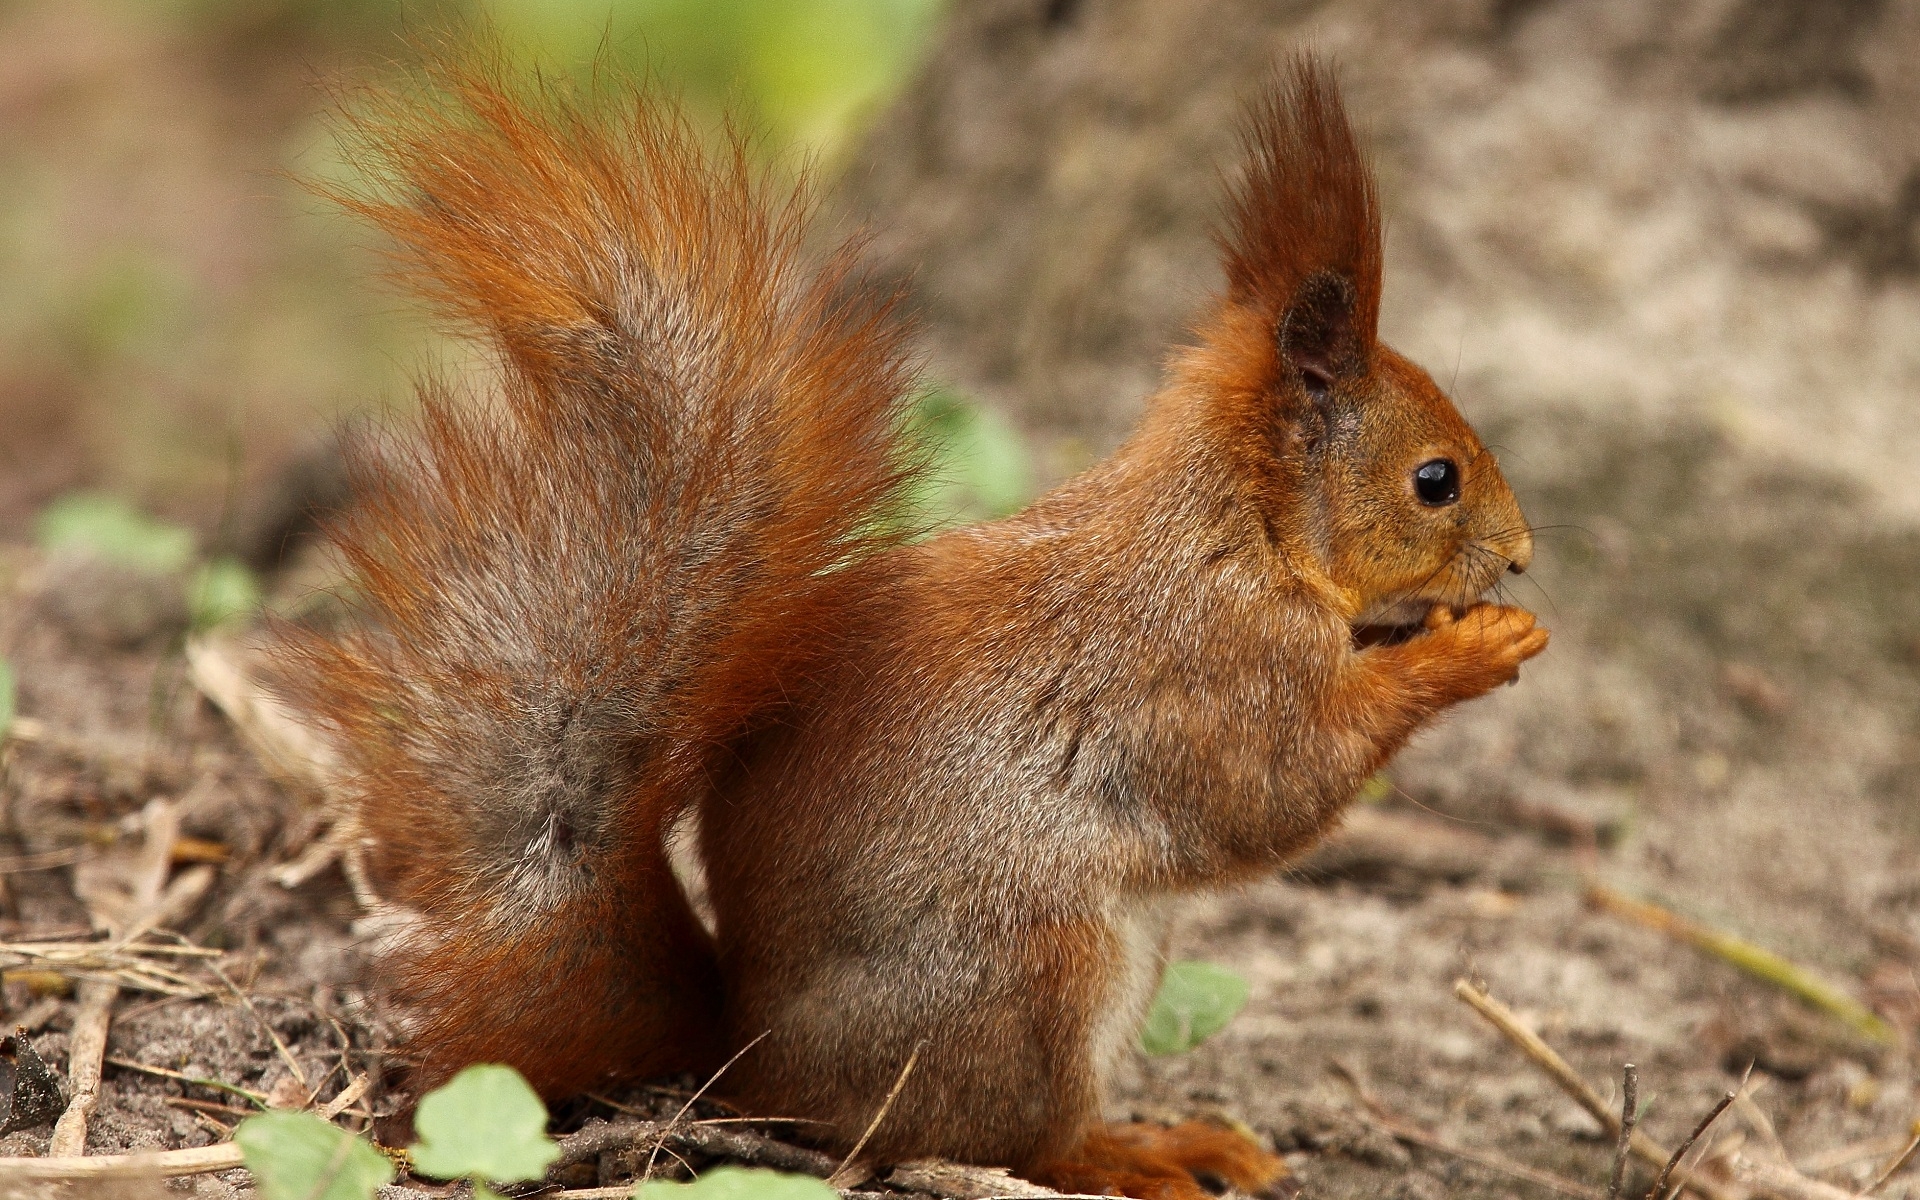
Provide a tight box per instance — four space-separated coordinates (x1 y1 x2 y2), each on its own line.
1033 1121 1296 1200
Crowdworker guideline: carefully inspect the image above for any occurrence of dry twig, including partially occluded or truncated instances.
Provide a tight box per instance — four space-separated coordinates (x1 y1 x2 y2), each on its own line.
1328 1057 1603 1200
48 978 116 1156
0 1142 244 1180
643 1030 769 1181
1453 979 1737 1200
554 1117 839 1178
883 1161 1067 1199
1649 1079 1741 1200
321 1072 372 1121
1609 1063 1639 1200
50 798 189 1155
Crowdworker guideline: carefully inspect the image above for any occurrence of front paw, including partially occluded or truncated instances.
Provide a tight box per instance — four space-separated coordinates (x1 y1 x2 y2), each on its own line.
1416 603 1549 699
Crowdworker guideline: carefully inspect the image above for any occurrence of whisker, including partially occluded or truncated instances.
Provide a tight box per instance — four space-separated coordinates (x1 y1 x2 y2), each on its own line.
1516 572 1559 619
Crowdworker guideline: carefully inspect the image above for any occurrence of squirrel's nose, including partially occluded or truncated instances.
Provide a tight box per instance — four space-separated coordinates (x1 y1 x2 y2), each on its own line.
1505 526 1534 575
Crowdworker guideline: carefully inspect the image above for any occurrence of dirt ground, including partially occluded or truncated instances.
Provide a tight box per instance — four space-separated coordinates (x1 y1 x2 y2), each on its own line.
840 0 1920 1195
2 1 1920 1198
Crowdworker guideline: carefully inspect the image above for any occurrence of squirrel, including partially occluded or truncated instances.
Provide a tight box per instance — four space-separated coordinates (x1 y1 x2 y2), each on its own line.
274 51 1546 1200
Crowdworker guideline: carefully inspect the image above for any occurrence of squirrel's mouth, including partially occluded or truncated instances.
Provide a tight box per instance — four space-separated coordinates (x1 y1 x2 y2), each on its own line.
1350 621 1425 649
1349 547 1509 648
1348 591 1482 649
1349 598 1434 648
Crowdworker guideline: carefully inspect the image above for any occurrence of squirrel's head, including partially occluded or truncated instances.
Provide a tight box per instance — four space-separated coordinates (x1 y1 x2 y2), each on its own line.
1184 57 1532 628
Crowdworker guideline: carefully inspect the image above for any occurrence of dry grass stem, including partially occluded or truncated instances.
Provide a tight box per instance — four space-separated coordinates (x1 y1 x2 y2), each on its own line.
321 1073 371 1120
0 941 222 958
104 1056 269 1106
0 848 87 874
0 940 224 996
185 637 337 797
1453 979 1737 1200
829 1040 924 1188
208 958 308 1093
1794 1134 1912 1176
1584 885 1894 1045
162 1096 255 1118
1727 1082 1796 1178
1729 1159 1857 1200
1858 1126 1920 1198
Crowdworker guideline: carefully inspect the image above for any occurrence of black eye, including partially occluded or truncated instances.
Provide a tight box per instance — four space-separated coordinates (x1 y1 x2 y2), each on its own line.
1300 364 1332 402
1414 458 1460 506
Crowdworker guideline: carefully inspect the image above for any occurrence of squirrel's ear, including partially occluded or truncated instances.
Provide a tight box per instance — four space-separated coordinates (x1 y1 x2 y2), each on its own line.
1220 57 1381 366
1278 269 1363 391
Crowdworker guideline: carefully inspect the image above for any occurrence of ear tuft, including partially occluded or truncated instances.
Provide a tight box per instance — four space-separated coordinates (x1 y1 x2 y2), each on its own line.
1219 57 1382 361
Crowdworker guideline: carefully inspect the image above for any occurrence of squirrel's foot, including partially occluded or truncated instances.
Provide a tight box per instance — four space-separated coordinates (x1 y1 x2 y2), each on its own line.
1032 1121 1296 1200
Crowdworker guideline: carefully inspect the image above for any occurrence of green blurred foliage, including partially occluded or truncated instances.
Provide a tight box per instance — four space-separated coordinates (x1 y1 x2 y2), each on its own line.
235 1110 396 1200
191 557 265 629
908 386 1033 529
5 0 1045 555
35 493 197 575
0 658 14 741
409 1064 560 1186
34 491 263 629
481 0 943 154
637 1167 841 1200
1140 961 1250 1056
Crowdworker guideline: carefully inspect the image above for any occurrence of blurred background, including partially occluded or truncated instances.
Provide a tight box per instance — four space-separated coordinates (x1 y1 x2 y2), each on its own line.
0 0 1022 565
6 0 1920 1193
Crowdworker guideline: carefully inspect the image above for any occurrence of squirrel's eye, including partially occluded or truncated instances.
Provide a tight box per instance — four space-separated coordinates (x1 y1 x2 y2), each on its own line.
1414 458 1460 506
1300 364 1333 402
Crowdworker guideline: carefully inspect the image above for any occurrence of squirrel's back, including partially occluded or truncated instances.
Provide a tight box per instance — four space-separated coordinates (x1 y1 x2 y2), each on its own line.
273 57 923 1097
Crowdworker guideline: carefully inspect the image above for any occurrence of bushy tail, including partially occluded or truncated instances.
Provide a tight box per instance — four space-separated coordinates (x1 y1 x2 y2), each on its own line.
274 54 921 1097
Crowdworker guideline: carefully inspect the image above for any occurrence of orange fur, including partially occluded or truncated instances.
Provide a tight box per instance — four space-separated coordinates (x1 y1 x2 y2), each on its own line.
276 52 1545 1194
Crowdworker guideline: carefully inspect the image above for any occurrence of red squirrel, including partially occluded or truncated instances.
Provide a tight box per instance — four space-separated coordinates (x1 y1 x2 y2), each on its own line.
276 52 1545 1199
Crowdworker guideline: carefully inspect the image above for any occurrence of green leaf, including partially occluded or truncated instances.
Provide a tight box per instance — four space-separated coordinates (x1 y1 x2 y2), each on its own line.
0 658 14 742
635 1166 842 1200
35 492 195 575
409 1063 559 1183
191 557 263 629
235 1111 394 1200
1140 961 1250 1056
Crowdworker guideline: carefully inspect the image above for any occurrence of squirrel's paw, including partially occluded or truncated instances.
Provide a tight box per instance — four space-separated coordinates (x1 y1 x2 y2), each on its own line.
1418 602 1549 695
1033 1121 1295 1200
